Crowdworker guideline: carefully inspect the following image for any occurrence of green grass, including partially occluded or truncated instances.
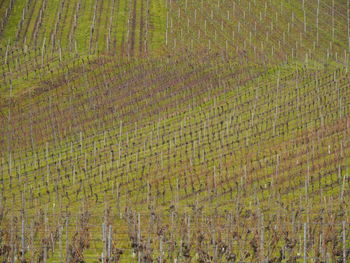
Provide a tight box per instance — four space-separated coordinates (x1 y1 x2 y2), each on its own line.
0 0 350 262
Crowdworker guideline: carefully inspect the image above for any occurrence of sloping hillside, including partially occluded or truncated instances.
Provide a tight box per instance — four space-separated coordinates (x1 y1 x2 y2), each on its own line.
0 0 349 262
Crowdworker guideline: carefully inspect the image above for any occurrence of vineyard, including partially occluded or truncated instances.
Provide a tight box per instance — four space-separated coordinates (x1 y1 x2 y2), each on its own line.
0 0 350 262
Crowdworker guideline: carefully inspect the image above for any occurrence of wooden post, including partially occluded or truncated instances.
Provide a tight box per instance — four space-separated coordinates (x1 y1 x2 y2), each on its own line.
108 225 112 259
159 235 163 263
260 213 264 262
341 171 347 201
59 226 63 263
80 131 83 153
302 0 306 33
44 244 47 263
41 37 46 68
346 0 350 51
304 223 307 263
66 217 69 262
316 0 319 45
137 213 141 263
102 222 106 260
187 215 191 244
332 0 335 41
21 218 25 262
30 222 34 263
10 215 14 263
343 221 347 263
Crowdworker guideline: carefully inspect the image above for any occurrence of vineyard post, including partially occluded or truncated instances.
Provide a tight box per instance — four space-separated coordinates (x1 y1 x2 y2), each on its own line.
259 212 264 262
319 229 324 262
332 0 335 42
305 165 309 222
90 0 97 54
348 0 350 51
108 225 112 259
176 178 179 210
59 43 62 63
102 222 106 260
4 40 10 65
316 0 319 46
171 211 174 241
137 213 141 263
10 213 14 262
8 152 12 182
75 40 78 55
116 183 120 217
159 235 163 263
30 221 34 263
303 222 307 263
213 166 217 195
59 225 63 263
187 215 191 244
41 37 46 68
80 131 84 154
341 171 347 200
343 221 347 263
44 243 47 263
21 217 25 262
107 28 110 53
65 217 69 262
212 218 217 260
8 76 13 160
44 212 48 263
302 0 306 33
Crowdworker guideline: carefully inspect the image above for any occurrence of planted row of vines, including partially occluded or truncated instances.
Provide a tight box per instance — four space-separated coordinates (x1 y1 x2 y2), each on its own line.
0 0 349 262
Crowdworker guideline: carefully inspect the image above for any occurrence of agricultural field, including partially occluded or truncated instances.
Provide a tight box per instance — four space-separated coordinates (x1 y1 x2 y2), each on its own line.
0 0 350 262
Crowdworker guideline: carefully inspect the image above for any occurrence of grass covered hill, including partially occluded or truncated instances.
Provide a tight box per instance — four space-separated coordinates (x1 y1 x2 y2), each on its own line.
0 0 350 262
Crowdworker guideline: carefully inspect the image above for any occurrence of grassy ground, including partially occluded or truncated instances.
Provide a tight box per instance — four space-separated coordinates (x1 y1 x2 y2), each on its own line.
0 0 350 262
